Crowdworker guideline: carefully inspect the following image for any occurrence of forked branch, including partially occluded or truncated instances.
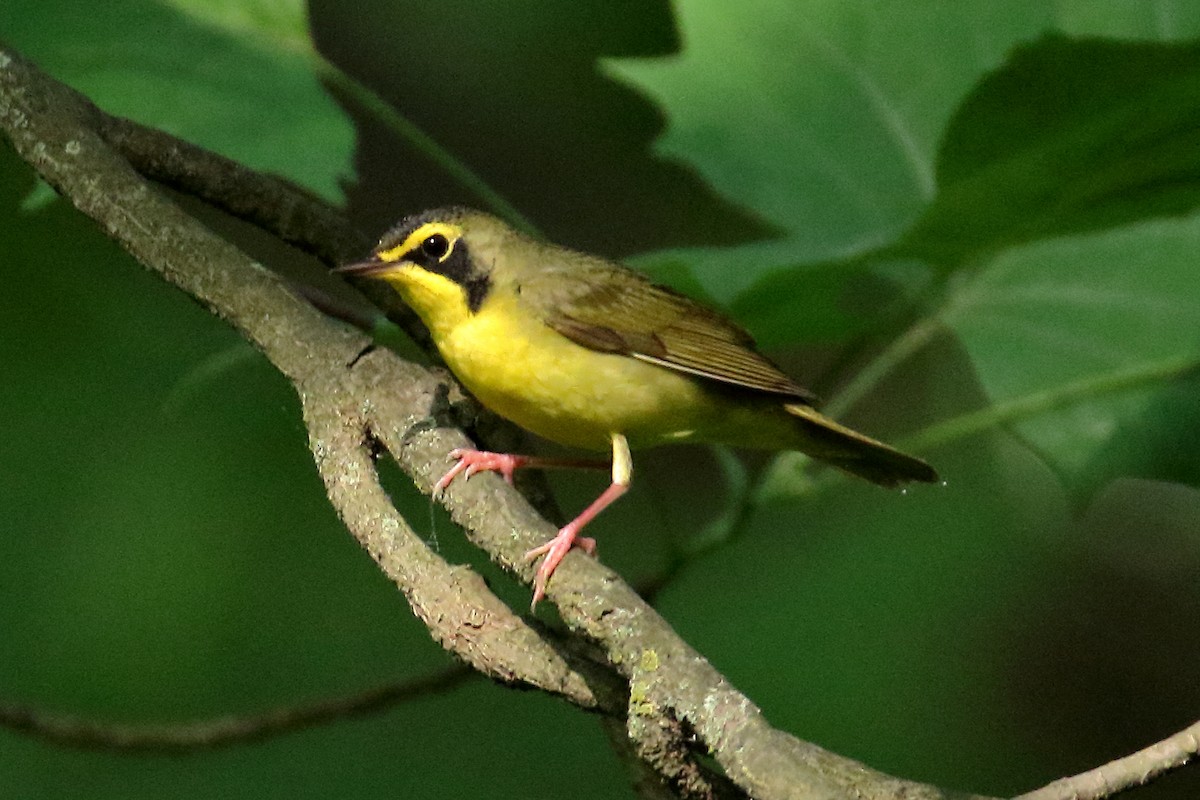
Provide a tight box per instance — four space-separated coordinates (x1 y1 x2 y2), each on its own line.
4 41 1194 800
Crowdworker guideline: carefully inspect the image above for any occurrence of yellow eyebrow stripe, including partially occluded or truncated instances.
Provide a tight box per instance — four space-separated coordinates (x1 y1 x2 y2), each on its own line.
377 221 463 263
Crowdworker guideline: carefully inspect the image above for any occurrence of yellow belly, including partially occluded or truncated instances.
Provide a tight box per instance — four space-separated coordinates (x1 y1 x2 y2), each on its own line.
439 294 732 451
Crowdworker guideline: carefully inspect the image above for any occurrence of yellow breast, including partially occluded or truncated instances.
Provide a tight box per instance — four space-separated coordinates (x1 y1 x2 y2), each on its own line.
444 291 724 450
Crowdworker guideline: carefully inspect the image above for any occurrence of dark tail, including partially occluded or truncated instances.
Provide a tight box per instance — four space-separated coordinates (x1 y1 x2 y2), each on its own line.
784 403 938 488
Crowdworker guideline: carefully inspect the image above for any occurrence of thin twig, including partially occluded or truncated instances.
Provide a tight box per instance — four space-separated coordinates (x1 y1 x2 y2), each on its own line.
1014 719 1200 800
902 354 1200 453
0 667 476 753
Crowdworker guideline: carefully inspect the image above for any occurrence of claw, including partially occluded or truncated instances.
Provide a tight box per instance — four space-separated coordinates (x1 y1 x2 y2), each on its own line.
525 526 597 608
432 455 470 497
433 448 525 496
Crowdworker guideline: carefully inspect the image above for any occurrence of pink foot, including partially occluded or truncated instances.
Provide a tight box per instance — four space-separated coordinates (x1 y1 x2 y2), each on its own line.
524 526 597 608
433 448 527 496
433 448 625 609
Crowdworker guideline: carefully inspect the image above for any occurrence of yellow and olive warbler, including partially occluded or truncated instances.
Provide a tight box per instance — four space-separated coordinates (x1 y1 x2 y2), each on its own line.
339 208 937 606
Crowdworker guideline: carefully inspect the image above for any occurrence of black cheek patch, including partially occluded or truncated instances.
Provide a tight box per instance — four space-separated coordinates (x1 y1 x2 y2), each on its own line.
464 274 492 313
422 240 490 312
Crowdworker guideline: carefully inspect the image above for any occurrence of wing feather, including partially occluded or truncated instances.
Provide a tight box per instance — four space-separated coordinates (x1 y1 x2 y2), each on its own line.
522 259 817 402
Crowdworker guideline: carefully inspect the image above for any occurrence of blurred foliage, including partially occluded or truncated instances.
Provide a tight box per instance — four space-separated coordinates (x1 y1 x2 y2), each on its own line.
0 0 352 201
2 2 1199 800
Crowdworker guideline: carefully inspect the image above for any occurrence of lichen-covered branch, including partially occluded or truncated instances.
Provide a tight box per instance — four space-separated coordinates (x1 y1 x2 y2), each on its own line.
0 40 606 716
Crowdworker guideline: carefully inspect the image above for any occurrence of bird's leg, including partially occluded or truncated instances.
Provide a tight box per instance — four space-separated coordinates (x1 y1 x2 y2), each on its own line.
525 433 632 608
432 448 609 496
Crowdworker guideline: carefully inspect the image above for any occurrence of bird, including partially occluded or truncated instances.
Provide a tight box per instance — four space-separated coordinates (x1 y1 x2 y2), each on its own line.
337 207 937 607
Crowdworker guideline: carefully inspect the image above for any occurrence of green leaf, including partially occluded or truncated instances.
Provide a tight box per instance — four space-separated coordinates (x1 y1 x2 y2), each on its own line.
0 0 352 202
159 0 313 52
613 11 1200 497
1079 371 1200 492
935 212 1200 486
901 36 1200 265
729 256 933 347
718 33 1200 354
606 2 1055 272
610 3 1200 332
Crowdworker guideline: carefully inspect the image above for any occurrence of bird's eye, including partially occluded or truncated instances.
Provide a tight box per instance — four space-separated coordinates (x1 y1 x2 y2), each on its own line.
420 234 450 260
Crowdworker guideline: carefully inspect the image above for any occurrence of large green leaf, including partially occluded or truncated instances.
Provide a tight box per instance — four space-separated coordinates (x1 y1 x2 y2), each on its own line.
730 34 1200 357
758 210 1200 499
618 9 1200 501
607 1 1057 292
611 3 1200 333
935 212 1200 486
0 0 352 201
901 36 1200 266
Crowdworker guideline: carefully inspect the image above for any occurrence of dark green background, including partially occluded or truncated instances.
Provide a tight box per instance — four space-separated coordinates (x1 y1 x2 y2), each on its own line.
2 2 1199 799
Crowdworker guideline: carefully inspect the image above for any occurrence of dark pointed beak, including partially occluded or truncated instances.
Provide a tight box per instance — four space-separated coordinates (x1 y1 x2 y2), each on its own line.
333 258 397 278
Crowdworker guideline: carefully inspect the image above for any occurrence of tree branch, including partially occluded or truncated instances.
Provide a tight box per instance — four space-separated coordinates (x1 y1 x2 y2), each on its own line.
2 41 1005 800
0 667 475 753
93 112 367 265
0 41 984 800
1014 719 1200 800
1 40 610 715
